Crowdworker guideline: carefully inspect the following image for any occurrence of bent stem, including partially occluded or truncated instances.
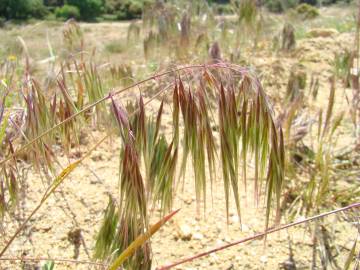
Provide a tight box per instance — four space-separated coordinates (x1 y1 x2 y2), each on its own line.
0 256 107 267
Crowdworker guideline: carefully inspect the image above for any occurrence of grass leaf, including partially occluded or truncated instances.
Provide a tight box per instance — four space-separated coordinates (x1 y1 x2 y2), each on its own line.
108 209 180 270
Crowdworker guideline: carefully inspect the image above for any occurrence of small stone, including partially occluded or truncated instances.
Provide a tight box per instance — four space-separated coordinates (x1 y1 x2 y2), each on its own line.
216 224 222 233
183 197 194 205
229 215 240 225
223 236 231 243
175 224 192 241
91 151 103 161
209 253 219 265
193 232 203 240
242 223 251 233
260 255 268 264
281 259 297 270
216 239 224 246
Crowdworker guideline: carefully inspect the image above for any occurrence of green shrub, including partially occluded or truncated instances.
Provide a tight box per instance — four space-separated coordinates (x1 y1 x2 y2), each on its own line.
117 1 142 20
44 0 64 6
298 0 350 5
265 0 284 12
0 17 5 27
67 0 102 21
299 0 317 5
105 0 152 20
0 0 48 20
55 4 80 20
265 0 298 13
212 3 233 15
101 13 117 21
296 3 319 19
321 0 351 4
30 0 49 18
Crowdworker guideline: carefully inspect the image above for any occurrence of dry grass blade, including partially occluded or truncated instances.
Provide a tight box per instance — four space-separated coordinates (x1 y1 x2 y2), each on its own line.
108 209 179 270
344 237 357 270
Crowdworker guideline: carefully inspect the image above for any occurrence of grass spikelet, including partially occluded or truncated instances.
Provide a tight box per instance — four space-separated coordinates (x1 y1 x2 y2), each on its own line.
4 167 18 207
110 64 133 87
82 63 107 122
62 19 84 56
235 0 257 25
152 139 178 216
143 100 164 195
0 111 9 147
172 83 180 146
144 31 159 60
180 12 191 49
127 22 141 44
23 79 56 173
322 76 336 138
177 78 217 214
196 86 216 186
110 96 149 268
219 83 241 223
94 196 119 260
0 180 5 220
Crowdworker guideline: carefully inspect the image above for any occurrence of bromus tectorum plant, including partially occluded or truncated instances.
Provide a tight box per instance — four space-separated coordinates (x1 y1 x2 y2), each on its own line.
94 64 285 268
0 60 285 269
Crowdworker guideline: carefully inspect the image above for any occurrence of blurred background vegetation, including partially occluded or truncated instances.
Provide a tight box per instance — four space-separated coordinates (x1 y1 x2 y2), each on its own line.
0 0 353 23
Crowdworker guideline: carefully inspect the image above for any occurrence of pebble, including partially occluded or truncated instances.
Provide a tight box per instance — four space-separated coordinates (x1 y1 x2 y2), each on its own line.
209 253 219 265
175 224 193 241
91 151 103 161
260 255 268 263
193 232 204 240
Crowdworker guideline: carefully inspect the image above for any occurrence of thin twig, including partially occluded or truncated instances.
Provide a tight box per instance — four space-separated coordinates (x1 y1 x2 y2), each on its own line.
0 256 107 267
156 202 360 270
